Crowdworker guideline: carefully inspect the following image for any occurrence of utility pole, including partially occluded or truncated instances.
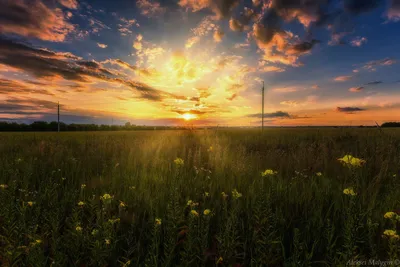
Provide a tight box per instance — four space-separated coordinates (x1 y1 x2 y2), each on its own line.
57 102 60 132
261 81 265 131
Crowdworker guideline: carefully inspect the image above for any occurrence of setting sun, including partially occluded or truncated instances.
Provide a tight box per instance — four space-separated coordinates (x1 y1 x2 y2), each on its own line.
182 113 197 121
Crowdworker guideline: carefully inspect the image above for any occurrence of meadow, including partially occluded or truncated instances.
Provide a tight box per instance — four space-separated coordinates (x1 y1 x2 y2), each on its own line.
1 128 400 266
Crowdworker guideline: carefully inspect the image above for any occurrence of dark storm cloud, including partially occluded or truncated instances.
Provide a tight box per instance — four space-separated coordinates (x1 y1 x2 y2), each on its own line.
366 81 383 85
0 36 175 101
336 107 365 113
344 0 384 15
288 39 320 55
247 111 291 118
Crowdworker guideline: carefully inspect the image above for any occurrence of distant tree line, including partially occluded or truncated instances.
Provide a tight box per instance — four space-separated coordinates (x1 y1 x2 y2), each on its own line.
0 121 184 132
381 122 400 128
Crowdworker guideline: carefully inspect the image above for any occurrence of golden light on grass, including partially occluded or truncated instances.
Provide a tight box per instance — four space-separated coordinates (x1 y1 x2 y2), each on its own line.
181 113 197 121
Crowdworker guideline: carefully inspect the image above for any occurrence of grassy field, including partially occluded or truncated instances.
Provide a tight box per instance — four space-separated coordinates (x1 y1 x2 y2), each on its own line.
1 128 400 266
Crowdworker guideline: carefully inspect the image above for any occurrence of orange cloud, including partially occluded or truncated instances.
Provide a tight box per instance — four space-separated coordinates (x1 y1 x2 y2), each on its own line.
260 66 285 73
136 0 166 17
213 29 224 42
334 75 352 82
179 0 239 19
58 0 78 9
0 0 75 42
97 43 108 49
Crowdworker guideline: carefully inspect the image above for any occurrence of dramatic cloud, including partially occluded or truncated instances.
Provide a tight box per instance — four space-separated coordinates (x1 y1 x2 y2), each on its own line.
229 18 245 31
179 0 240 19
336 106 365 113
97 43 108 48
248 111 291 118
287 40 320 55
58 0 78 9
0 0 75 42
344 0 383 15
387 0 400 21
136 0 166 18
350 36 367 47
334 75 352 82
0 36 173 101
260 66 285 72
213 29 224 42
349 86 364 92
0 78 54 96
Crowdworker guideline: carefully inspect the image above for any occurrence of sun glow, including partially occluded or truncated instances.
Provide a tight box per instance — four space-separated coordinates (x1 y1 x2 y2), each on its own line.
182 113 197 121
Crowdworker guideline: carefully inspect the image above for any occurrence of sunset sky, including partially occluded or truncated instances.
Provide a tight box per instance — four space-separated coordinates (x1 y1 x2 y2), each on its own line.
1 0 400 126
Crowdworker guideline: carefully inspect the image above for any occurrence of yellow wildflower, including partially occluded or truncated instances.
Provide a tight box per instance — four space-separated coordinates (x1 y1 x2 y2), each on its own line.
0 184 8 189
101 193 113 204
105 239 111 245
119 201 126 208
383 229 398 237
129 186 136 190
232 189 242 199
76 226 82 232
61 177 66 181
81 184 86 189
221 192 228 200
207 146 213 152
77 201 85 207
338 155 366 167
27 201 34 207
155 218 162 226
204 192 210 197
174 157 184 166
261 169 278 177
203 209 211 216
316 172 322 177
216 256 223 264
187 200 193 206
343 187 357 196
384 212 397 219
35 239 42 244
91 229 98 236
190 210 199 217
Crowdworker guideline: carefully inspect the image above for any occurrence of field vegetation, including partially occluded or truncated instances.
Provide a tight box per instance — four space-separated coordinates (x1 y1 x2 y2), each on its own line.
1 128 400 266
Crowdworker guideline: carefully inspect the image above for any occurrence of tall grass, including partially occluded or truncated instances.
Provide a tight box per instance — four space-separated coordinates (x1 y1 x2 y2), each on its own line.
0 128 400 266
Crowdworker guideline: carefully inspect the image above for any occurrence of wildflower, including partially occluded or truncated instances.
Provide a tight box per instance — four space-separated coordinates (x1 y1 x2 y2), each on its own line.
384 212 397 219
216 256 223 264
343 187 357 196
61 177 66 181
119 201 126 208
0 184 8 189
316 172 322 177
76 226 82 232
221 192 228 200
190 210 199 217
383 229 399 239
261 169 278 177
207 146 213 152
232 189 242 199
27 201 34 207
338 155 366 167
91 229 98 236
101 193 113 204
81 184 86 189
187 200 193 206
35 239 42 244
105 239 111 245
203 209 211 216
204 192 210 197
129 186 136 190
155 218 162 226
77 201 85 207
174 157 184 166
